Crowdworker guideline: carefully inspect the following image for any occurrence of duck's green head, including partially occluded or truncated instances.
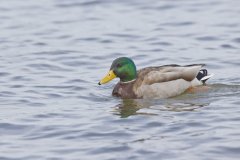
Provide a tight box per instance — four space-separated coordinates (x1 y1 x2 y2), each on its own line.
98 57 137 85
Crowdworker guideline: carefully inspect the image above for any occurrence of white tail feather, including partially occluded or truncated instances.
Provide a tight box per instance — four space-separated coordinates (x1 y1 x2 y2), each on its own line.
200 73 214 81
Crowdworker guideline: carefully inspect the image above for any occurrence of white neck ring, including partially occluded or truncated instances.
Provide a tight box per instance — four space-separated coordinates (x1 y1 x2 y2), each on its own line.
120 79 136 84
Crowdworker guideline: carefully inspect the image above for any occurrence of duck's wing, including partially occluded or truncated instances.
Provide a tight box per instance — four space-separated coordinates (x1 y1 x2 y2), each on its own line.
137 64 204 85
133 64 205 98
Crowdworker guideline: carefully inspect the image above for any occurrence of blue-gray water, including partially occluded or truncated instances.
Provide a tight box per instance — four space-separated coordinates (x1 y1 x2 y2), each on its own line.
0 0 240 159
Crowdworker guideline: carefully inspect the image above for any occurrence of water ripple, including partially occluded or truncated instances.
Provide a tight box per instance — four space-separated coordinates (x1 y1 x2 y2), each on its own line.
0 0 240 160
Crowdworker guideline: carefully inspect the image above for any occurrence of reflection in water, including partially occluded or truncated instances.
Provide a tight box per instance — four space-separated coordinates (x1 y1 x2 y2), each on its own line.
113 99 145 118
113 98 210 118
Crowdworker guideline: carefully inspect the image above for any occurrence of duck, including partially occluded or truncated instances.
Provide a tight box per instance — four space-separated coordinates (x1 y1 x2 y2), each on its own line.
98 57 213 99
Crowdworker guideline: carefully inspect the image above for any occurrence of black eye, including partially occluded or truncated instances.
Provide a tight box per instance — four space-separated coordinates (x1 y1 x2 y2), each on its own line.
116 63 122 68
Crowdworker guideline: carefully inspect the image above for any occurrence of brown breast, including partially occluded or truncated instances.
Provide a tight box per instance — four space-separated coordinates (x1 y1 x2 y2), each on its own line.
112 82 137 99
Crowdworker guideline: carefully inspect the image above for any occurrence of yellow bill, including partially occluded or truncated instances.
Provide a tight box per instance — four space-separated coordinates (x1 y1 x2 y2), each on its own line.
98 70 116 85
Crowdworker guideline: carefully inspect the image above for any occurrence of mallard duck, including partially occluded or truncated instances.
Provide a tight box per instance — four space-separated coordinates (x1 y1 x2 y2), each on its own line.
98 57 213 99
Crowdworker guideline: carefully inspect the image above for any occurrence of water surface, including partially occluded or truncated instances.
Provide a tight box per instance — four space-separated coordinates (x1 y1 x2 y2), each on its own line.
0 0 240 160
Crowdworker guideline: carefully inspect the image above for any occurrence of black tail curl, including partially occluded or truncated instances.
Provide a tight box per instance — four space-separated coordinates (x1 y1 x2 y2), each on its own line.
196 69 208 83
